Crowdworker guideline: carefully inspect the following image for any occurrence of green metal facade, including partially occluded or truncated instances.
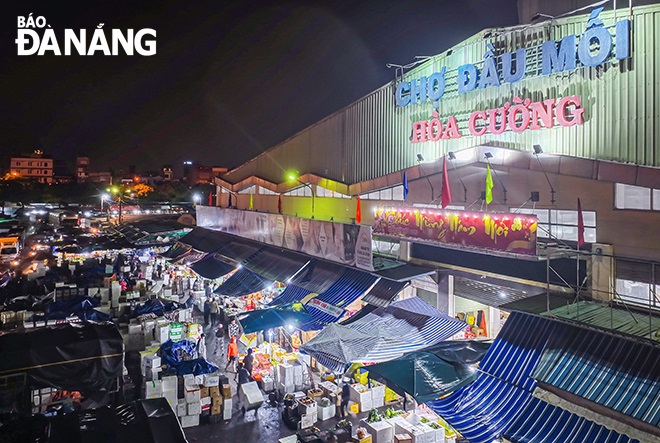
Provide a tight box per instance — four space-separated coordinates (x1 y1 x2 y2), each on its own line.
224 5 659 186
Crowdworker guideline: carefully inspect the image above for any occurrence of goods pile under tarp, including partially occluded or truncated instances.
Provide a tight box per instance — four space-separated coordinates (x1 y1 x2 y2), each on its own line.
29 296 111 323
0 323 123 392
158 339 219 376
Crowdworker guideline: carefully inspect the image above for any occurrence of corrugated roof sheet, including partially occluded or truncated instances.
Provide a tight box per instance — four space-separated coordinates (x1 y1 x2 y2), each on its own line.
213 267 272 297
189 254 236 280
243 247 310 282
290 259 346 294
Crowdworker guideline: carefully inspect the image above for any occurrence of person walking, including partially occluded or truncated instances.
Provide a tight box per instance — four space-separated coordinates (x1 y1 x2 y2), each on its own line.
225 336 239 372
203 297 212 326
214 323 225 356
243 347 254 376
340 380 351 418
235 362 253 415
210 297 219 326
196 333 207 360
228 317 240 339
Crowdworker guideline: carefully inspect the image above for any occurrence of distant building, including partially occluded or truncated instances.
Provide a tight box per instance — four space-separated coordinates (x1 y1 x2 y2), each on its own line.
9 150 54 183
52 175 75 185
76 157 90 183
162 165 173 181
88 171 112 184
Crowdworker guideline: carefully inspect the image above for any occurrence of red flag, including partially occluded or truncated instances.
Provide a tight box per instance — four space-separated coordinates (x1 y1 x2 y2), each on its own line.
441 156 452 208
577 197 585 246
208 192 213 206
356 196 362 224
278 194 283 214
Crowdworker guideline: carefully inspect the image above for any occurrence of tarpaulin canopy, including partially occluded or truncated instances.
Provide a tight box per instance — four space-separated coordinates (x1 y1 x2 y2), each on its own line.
289 259 347 294
243 247 310 282
178 227 229 252
133 299 178 318
213 266 273 297
29 295 111 323
269 284 313 307
367 340 491 403
160 242 191 260
189 253 236 279
158 339 219 376
361 279 408 308
300 297 467 371
0 323 123 392
427 311 649 443
239 302 312 334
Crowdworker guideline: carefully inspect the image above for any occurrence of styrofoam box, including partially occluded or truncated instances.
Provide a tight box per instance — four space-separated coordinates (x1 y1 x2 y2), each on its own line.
300 412 315 429
187 401 202 415
372 396 385 409
317 403 336 421
145 380 163 398
239 381 264 410
361 419 395 443
420 424 444 443
200 397 212 407
185 385 201 403
177 399 187 417
278 382 294 396
183 374 195 387
371 384 386 401
394 422 425 443
223 398 232 420
262 377 275 392
203 374 219 387
162 376 177 391
360 397 373 413
349 384 371 404
145 367 161 381
128 324 142 334
180 414 200 428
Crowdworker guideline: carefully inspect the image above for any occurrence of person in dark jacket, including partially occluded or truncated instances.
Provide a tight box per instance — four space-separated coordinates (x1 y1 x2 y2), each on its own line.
340 381 351 418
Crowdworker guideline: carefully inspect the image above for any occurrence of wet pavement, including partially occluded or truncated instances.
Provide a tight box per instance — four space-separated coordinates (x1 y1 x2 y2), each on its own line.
182 318 386 442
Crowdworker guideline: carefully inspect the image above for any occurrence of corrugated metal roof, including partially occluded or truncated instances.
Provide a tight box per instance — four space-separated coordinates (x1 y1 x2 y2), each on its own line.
213 267 272 297
269 284 312 306
160 242 191 260
550 300 660 341
178 227 229 252
290 259 346 294
223 6 660 186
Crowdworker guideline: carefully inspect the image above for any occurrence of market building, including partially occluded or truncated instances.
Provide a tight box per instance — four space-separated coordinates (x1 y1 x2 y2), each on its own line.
202 3 660 340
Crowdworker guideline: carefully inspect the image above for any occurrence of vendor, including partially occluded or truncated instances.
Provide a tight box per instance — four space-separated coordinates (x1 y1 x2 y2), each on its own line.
243 347 254 375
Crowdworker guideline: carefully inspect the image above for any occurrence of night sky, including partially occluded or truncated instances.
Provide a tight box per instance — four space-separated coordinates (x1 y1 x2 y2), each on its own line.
1 0 518 176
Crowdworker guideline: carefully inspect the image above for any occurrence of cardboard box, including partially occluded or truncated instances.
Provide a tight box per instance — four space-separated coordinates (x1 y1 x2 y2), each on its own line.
199 386 210 398
394 435 412 443
211 402 222 415
209 386 221 398
222 384 232 398
180 414 199 428
187 401 202 415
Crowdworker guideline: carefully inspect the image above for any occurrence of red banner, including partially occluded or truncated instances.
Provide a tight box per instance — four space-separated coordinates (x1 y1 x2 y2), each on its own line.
373 208 538 255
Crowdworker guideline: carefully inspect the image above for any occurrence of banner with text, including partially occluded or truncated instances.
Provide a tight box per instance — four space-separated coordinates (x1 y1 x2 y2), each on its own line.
196 206 373 271
373 208 537 255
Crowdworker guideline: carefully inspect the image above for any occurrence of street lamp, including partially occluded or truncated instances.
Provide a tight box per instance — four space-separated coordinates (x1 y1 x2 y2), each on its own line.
100 192 110 211
286 171 315 219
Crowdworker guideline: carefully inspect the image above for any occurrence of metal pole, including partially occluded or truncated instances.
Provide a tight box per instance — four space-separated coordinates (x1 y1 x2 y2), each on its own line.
576 249 580 320
546 254 551 313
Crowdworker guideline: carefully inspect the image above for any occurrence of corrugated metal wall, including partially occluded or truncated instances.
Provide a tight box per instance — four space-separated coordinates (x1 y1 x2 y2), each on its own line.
224 5 659 186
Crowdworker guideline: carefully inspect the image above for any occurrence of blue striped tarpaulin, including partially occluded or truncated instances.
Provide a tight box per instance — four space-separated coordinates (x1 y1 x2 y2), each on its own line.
269 284 313 306
213 267 272 297
300 297 466 371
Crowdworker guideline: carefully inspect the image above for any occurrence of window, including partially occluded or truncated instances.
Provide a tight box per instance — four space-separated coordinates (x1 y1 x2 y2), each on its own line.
615 259 660 309
316 186 350 198
238 185 256 194
372 238 400 257
43 170 48 175
513 208 596 243
284 186 312 197
360 185 405 201
258 187 278 195
615 183 657 210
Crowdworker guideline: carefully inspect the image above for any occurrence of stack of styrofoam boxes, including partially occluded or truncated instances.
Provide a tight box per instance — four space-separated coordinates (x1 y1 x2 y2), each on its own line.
292 363 304 391
141 318 156 344
349 383 373 413
201 373 219 417
169 323 183 342
155 320 170 344
360 419 395 443
239 381 264 411
187 323 201 342
297 396 317 428
181 375 201 428
316 398 336 421
319 380 340 397
110 281 121 308
222 383 233 420
278 363 295 396
142 353 162 381
371 381 386 409
162 375 178 411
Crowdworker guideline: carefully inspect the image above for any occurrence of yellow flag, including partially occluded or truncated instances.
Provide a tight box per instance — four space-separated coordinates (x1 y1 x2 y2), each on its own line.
485 164 494 204
249 193 254 210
